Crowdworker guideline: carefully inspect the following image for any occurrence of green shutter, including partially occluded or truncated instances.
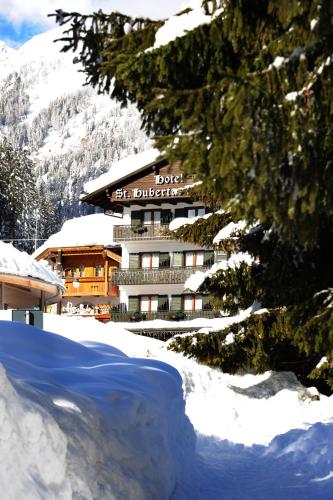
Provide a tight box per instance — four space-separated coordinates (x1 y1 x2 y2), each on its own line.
172 252 184 267
203 251 214 266
131 210 142 226
171 295 182 311
175 207 187 218
158 295 169 311
129 254 140 269
161 209 172 224
215 250 227 263
128 296 139 311
159 253 170 268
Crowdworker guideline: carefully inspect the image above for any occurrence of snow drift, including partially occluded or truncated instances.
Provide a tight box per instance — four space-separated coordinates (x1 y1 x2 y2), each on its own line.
0 321 195 500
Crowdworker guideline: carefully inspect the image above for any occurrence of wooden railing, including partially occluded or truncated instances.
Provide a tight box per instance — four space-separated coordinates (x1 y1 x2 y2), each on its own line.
64 277 119 297
113 224 171 241
112 266 210 285
110 309 217 322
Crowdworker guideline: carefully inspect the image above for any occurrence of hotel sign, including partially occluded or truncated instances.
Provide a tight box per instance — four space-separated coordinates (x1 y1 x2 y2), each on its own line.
114 173 189 200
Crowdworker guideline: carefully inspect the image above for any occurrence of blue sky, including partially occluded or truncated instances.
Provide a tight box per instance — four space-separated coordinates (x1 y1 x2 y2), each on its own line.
0 17 44 47
0 0 185 48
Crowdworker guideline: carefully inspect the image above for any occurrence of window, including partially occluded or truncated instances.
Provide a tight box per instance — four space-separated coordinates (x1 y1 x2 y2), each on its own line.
159 253 171 268
203 251 214 266
158 295 169 311
184 294 194 311
95 264 103 277
202 295 212 310
143 210 161 225
188 207 205 218
129 254 140 269
215 250 227 263
141 253 159 269
140 295 158 312
79 265 85 277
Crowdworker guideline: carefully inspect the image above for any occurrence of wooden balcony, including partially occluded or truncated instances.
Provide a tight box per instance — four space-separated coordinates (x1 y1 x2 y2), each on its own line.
64 277 119 297
113 224 171 241
112 266 209 285
110 309 217 322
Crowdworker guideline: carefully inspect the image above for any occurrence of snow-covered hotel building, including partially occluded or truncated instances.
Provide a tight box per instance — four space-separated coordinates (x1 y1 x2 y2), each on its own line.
81 149 224 321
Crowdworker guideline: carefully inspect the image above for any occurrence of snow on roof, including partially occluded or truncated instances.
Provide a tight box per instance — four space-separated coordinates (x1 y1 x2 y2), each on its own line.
0 241 62 286
82 148 160 196
33 213 122 258
153 0 224 50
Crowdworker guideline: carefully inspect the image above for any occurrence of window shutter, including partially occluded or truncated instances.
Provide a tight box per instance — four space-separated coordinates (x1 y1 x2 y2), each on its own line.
131 210 142 226
158 295 169 311
129 254 140 269
205 207 211 214
175 207 187 218
215 250 227 263
203 251 214 266
171 295 182 311
172 252 184 267
128 296 139 311
161 209 172 224
159 253 170 268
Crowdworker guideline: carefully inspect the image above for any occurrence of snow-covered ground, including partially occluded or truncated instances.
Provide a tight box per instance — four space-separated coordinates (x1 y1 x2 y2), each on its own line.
1 313 333 499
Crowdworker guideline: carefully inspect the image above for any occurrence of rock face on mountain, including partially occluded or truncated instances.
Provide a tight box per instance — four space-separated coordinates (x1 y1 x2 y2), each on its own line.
0 27 149 227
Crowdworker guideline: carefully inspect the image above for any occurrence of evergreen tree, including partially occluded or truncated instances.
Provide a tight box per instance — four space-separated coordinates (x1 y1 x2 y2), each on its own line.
52 1 333 391
0 140 53 252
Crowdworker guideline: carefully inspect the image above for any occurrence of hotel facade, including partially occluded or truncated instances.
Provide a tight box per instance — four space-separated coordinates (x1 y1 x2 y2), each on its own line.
81 150 225 322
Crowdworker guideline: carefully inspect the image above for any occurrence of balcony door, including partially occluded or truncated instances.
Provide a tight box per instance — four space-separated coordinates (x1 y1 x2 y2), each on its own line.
141 253 159 269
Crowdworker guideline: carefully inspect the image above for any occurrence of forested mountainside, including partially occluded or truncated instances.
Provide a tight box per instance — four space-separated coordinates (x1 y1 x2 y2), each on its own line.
0 27 149 229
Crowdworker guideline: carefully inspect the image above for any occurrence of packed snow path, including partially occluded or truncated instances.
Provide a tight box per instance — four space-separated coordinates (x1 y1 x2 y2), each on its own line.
0 314 333 499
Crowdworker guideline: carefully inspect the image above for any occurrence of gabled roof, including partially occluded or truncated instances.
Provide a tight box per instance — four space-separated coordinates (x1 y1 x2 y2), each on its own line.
81 148 161 201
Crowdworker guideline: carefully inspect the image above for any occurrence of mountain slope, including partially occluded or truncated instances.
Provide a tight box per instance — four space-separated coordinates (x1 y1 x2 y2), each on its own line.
0 27 149 227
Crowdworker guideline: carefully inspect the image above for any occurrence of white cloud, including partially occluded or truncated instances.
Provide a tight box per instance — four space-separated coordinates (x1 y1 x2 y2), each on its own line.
0 0 187 28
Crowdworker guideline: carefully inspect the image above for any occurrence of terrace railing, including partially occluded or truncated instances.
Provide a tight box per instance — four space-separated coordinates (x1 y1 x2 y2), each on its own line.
112 266 210 285
113 224 171 241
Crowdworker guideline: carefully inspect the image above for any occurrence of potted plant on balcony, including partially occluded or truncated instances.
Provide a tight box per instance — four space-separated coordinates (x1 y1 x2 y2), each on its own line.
131 224 148 235
169 310 186 321
130 311 147 322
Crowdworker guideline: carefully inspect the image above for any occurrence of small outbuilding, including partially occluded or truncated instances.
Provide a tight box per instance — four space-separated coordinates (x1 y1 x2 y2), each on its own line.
0 241 64 311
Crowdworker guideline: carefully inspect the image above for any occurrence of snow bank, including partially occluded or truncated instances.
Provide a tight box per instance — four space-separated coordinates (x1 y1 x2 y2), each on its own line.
0 320 195 499
83 148 160 195
0 241 62 286
33 213 122 257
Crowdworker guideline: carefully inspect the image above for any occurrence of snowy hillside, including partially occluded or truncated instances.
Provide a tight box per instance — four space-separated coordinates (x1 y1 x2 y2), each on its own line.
0 26 150 225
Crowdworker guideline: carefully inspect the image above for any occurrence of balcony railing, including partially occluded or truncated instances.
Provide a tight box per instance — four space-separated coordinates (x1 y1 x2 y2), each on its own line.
110 309 217 322
113 224 171 241
112 266 210 285
64 277 119 297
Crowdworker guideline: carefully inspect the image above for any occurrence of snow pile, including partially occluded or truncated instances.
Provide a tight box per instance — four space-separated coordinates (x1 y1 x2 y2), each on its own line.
0 320 195 499
184 252 254 292
153 0 224 49
83 148 160 196
33 213 122 257
169 211 213 231
213 220 246 244
0 241 62 286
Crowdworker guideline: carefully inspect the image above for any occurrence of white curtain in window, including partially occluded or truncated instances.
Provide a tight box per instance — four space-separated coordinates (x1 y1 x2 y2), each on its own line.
196 252 204 266
185 252 194 267
141 254 150 268
141 296 150 312
184 295 193 311
151 296 158 312
153 211 161 224
195 295 202 310
152 253 159 268
143 212 152 225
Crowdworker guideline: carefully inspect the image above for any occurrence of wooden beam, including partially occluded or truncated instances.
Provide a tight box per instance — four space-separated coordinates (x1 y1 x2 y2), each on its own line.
0 282 3 309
